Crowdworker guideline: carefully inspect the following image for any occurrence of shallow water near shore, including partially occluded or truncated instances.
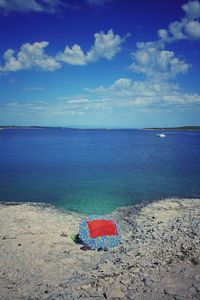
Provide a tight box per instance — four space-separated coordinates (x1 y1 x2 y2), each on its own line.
0 128 200 214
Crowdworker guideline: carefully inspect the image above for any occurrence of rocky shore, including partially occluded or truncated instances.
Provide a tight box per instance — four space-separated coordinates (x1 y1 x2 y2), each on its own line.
0 198 200 299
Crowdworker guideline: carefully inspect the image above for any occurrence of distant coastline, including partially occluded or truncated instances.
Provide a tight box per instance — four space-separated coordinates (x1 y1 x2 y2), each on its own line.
0 126 59 130
144 126 200 131
0 126 127 130
0 125 200 131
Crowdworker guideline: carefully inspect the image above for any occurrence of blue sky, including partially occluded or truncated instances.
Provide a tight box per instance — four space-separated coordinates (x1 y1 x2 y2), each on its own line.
0 0 200 128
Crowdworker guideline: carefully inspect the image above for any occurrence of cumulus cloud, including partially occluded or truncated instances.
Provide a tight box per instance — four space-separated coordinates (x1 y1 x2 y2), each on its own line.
182 0 200 19
57 29 125 65
0 41 61 72
0 0 71 14
56 44 85 65
128 41 190 80
129 1 199 86
158 0 200 42
0 30 124 72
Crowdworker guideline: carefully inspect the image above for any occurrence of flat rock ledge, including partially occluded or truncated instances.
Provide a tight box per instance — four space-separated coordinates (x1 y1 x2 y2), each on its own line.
0 198 200 300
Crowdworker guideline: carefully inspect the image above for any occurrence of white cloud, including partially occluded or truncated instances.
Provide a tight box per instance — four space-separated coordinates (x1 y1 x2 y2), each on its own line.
0 0 73 14
182 0 200 19
56 44 86 65
0 30 125 72
185 19 200 38
87 29 123 61
85 77 200 107
129 41 190 80
2 78 200 119
162 93 200 104
86 77 171 98
1 96 109 117
57 29 124 65
0 41 61 72
158 18 200 42
158 0 200 42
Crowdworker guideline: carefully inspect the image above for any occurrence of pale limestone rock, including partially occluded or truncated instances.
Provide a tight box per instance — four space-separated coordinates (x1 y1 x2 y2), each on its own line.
106 287 126 299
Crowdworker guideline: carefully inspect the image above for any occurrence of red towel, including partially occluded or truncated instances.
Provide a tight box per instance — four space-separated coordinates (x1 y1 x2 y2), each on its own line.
87 219 118 238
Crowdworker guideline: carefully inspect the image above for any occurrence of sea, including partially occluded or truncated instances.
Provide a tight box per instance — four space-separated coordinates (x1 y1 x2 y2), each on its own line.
0 128 200 214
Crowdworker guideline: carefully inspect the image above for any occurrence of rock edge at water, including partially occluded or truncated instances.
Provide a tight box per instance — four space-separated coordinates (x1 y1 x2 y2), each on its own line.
0 198 200 299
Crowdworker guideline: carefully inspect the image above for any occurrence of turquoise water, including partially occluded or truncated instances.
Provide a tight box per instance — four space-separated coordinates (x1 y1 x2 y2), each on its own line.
0 128 200 214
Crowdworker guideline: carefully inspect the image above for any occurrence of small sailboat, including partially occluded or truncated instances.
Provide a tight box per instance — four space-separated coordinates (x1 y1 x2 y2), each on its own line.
157 133 166 138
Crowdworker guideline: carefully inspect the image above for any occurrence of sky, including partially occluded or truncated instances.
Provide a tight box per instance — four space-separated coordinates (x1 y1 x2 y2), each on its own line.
0 0 200 128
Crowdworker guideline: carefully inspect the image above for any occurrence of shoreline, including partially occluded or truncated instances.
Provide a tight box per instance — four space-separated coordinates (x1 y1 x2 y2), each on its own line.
1 195 198 215
0 199 154 217
0 198 200 299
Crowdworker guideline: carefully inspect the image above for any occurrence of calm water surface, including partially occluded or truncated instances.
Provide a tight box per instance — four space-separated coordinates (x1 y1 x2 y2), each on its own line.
0 128 199 214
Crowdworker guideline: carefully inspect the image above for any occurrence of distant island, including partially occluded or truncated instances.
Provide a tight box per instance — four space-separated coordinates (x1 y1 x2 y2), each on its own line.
0 126 74 130
0 126 56 129
144 126 200 131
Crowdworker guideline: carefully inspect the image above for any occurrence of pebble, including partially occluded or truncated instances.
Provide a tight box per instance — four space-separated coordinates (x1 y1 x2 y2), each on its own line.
106 287 126 299
81 284 91 290
143 277 153 287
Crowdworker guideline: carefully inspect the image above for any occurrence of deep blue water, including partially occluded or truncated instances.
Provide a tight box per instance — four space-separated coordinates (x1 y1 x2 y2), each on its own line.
0 128 200 214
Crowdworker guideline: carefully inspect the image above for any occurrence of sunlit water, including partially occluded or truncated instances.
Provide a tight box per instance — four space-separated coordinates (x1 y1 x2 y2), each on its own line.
0 128 199 214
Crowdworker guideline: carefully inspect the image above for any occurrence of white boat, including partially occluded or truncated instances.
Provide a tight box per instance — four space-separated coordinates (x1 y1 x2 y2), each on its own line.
157 133 166 138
